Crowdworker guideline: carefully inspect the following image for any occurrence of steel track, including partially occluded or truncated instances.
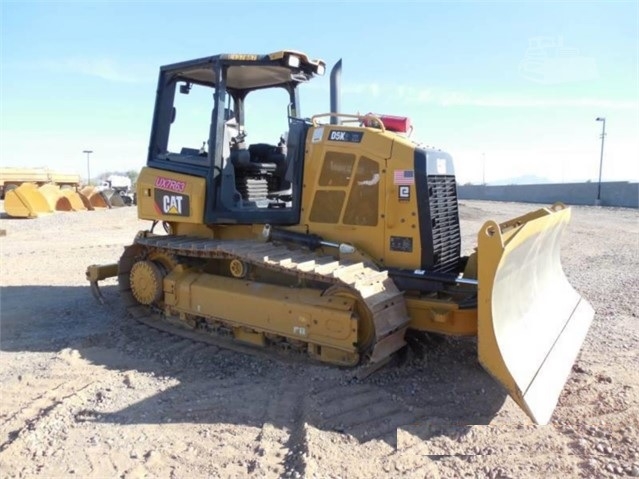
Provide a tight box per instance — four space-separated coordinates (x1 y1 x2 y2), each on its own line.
117 232 411 376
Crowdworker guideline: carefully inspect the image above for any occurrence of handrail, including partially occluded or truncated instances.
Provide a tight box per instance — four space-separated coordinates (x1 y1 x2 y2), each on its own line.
310 113 386 133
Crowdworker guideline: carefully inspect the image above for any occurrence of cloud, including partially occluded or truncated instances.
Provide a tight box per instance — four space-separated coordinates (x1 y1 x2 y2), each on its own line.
63 58 144 83
342 82 381 97
345 83 638 110
32 57 152 83
435 93 637 110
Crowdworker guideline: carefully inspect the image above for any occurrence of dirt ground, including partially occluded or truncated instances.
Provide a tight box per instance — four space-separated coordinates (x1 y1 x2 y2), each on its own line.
0 200 637 479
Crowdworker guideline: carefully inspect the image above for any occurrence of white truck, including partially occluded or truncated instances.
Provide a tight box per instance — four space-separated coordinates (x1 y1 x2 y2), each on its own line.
98 175 135 205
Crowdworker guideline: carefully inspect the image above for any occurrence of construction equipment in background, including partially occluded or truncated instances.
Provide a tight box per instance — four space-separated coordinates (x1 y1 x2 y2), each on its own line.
4 183 53 218
1 167 84 218
97 175 136 206
86 51 594 425
0 167 80 199
3 183 132 218
79 186 111 210
39 184 87 212
1 173 136 218
4 182 90 218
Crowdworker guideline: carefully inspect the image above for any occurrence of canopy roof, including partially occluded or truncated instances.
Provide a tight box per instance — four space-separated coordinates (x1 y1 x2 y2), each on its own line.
162 50 325 90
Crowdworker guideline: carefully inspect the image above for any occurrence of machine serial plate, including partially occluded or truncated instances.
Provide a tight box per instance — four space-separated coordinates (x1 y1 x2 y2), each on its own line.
390 236 413 253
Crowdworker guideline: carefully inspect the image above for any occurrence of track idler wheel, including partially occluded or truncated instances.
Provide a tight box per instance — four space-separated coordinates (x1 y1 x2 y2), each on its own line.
130 260 165 305
323 285 376 357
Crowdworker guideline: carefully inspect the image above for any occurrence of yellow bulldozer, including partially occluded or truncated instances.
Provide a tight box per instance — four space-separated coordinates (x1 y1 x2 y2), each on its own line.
87 51 594 424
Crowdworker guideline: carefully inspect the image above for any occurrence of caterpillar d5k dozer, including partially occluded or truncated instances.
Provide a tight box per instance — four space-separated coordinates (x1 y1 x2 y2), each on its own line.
86 51 594 424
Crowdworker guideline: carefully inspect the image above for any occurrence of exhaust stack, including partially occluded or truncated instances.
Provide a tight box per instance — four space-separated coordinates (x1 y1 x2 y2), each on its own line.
330 59 342 125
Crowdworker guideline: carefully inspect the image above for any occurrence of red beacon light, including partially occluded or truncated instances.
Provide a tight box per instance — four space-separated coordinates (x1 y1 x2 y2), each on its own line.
363 113 412 134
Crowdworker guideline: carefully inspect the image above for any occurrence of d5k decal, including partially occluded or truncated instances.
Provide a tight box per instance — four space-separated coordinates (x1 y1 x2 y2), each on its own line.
154 188 190 216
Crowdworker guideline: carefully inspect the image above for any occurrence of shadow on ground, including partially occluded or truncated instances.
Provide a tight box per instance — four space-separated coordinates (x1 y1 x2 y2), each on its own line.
1 285 507 447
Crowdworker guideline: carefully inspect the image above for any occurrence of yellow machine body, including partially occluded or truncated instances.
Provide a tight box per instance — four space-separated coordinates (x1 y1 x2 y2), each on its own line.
164 266 361 365
87 51 594 425
127 129 593 424
137 168 207 225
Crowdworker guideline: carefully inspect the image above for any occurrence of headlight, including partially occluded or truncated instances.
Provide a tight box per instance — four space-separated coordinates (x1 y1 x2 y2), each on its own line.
287 55 300 68
315 64 325 76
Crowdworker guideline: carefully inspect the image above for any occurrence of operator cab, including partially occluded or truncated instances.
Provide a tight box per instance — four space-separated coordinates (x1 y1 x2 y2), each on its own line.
147 51 325 224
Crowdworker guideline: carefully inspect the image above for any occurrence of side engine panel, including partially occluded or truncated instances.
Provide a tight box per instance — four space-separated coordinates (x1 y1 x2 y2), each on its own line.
300 124 394 263
136 167 207 224
300 124 461 272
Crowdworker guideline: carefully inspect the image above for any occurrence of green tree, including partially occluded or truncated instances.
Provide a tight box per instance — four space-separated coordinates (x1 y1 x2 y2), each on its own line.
125 170 139 185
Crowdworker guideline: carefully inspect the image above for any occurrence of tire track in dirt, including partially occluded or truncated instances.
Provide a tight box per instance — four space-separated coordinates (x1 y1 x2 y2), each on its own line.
112 304 308 378
247 376 310 478
310 381 420 445
0 376 95 455
113 319 230 373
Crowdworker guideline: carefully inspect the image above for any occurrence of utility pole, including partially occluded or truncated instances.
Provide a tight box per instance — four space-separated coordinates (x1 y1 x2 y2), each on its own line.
595 118 606 206
83 150 93 185
482 152 486 185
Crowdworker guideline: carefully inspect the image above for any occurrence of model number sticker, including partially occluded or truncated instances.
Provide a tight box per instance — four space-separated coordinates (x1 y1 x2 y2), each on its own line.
228 54 258 61
328 130 363 143
154 188 190 216
155 176 186 193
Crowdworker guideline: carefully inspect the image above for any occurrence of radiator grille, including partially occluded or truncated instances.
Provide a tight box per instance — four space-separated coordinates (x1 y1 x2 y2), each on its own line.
426 175 460 273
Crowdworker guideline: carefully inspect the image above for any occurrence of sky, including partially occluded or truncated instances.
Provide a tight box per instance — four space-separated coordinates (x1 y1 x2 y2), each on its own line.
1 1 638 185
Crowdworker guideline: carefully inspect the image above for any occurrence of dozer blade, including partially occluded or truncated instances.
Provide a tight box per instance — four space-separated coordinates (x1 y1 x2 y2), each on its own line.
4 183 53 218
477 203 594 424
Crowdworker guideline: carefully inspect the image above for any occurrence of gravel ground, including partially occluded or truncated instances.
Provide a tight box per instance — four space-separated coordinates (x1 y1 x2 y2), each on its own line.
0 200 637 479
